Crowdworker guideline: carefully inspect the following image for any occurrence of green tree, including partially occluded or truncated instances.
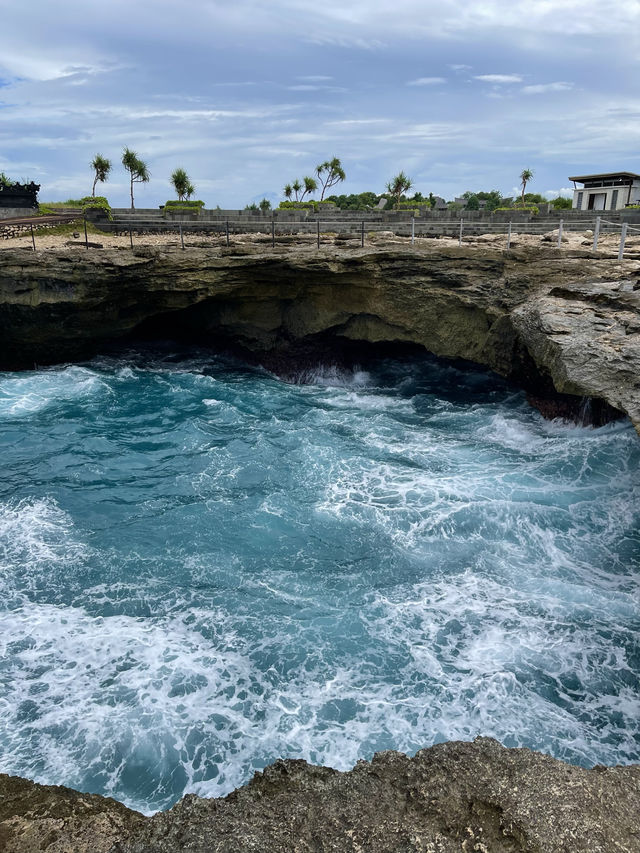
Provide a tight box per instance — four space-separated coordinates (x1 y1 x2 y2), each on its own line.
90 154 111 198
316 157 346 200
386 171 413 206
551 196 572 209
0 172 14 188
291 178 302 201
259 198 272 212
519 168 534 206
284 183 293 200
122 147 150 210
464 193 480 210
326 191 378 210
170 167 195 201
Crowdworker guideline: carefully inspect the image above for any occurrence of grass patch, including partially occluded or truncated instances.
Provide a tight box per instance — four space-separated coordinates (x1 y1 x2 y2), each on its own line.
29 220 109 238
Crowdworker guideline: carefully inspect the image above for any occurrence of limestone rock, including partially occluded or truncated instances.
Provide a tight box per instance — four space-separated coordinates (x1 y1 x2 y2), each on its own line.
541 229 568 243
0 244 639 433
1 740 639 852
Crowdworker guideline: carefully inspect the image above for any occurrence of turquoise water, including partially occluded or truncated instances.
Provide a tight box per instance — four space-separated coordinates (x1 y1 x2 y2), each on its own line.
0 346 639 814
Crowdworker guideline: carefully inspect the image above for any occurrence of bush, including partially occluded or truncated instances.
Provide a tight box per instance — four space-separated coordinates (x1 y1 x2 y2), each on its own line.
494 205 539 215
80 195 112 220
164 199 205 209
279 200 318 210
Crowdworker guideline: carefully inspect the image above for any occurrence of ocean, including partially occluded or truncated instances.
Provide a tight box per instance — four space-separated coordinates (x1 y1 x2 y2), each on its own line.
1 345 638 814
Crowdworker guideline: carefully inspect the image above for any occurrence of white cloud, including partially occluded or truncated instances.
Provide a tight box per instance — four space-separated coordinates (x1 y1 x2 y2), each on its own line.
474 74 523 84
522 81 574 94
544 188 574 198
406 77 446 86
286 84 346 92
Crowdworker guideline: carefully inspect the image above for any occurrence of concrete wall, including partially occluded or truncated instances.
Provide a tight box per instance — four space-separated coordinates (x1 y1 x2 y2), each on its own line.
0 207 39 220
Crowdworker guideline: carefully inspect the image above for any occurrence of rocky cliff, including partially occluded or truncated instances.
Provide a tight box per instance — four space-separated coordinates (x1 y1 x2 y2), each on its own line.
1 244 639 430
1 248 640 849
1 739 639 852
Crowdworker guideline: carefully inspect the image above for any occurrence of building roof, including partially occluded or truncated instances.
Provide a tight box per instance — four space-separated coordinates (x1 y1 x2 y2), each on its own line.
568 172 640 182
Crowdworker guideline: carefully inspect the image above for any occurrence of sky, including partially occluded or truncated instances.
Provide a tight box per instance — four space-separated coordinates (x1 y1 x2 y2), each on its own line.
1 0 639 208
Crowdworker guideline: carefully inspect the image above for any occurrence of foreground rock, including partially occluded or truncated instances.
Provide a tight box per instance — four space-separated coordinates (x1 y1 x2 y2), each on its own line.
0 245 639 432
1 739 639 852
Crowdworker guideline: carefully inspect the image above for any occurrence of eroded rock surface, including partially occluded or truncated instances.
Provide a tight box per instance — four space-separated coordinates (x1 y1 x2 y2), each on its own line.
0 245 639 431
1 739 639 852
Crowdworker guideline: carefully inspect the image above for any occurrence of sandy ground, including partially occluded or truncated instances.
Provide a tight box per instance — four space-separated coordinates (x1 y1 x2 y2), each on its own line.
2 227 639 254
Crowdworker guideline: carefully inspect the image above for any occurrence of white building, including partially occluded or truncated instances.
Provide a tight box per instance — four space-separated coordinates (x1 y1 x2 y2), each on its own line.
569 172 640 211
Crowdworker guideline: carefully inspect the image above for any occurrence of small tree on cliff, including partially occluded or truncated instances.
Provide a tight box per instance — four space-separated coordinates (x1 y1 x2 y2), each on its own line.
316 157 345 200
122 148 150 210
90 154 111 198
386 171 413 206
170 167 195 201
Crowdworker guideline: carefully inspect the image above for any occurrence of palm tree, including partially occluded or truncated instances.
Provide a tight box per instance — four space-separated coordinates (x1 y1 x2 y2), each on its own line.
284 183 293 200
291 178 302 202
91 154 111 197
386 171 413 206
300 176 318 201
316 157 346 200
122 147 150 210
519 168 534 206
170 167 194 202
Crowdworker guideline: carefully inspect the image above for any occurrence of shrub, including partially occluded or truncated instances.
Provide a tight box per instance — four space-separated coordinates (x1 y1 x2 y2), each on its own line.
494 205 539 215
164 199 205 209
279 200 318 210
80 195 112 220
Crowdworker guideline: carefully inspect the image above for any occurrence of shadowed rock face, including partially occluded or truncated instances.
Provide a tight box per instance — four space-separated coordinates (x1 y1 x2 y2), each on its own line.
1 739 639 852
1 245 639 431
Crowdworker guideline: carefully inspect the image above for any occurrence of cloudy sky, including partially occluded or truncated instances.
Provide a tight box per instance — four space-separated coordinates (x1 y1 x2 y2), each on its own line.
1 0 639 208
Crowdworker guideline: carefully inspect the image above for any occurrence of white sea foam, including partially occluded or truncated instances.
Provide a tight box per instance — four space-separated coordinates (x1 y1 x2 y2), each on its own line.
0 366 109 419
0 497 88 587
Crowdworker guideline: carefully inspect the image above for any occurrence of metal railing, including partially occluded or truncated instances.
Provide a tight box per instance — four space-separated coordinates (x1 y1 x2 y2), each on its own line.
3 213 639 259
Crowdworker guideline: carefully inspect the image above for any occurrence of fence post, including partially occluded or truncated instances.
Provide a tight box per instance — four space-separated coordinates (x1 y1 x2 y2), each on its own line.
271 219 275 249
361 220 365 248
507 221 512 250
226 220 229 246
129 228 133 249
458 219 464 247
179 223 184 250
84 216 89 250
618 223 628 261
317 220 320 249
592 216 601 252
557 219 563 248
30 223 36 251
411 216 415 246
